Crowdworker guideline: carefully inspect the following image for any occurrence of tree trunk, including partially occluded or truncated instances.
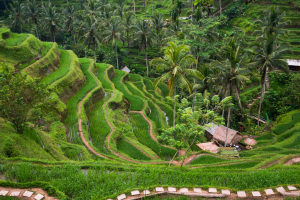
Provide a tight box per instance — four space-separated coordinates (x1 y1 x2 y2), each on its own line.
144 0 147 20
35 24 39 39
74 34 76 45
222 106 224 118
128 39 131 67
41 0 44 7
235 87 242 110
169 150 178 166
94 43 97 63
115 40 119 70
85 46 87 58
173 85 176 128
181 133 197 167
224 107 231 147
145 42 148 76
49 0 50 4
3 0 8 10
133 0 136 21
219 0 222 16
257 79 266 128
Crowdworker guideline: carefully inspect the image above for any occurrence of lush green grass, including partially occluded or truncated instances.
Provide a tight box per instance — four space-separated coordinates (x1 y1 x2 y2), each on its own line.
190 155 227 165
117 139 152 161
111 70 144 111
88 92 112 154
96 64 113 90
130 113 176 160
272 113 300 135
18 59 35 70
40 50 70 86
4 33 29 46
204 162 260 169
64 58 96 145
41 42 53 57
128 73 142 82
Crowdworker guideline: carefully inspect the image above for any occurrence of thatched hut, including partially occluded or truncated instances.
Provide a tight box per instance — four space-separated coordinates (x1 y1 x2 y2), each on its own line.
196 142 219 154
204 123 219 141
213 126 243 146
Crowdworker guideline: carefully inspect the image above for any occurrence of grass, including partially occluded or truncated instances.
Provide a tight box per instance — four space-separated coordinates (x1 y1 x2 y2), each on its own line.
40 50 70 86
190 155 226 165
41 42 53 57
111 70 144 111
64 58 96 145
117 139 152 161
96 63 113 90
18 59 35 70
88 92 112 154
4 33 29 46
130 113 176 160
272 112 300 135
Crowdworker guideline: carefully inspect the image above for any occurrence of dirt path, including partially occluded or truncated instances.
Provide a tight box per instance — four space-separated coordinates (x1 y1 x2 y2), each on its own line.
284 157 300 165
77 59 109 159
0 186 56 200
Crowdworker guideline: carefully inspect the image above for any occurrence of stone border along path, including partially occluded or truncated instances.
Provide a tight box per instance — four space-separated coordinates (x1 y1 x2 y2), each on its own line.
0 186 56 200
113 186 300 200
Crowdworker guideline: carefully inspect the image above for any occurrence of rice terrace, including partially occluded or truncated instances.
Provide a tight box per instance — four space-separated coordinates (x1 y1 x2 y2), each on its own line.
1 0 300 199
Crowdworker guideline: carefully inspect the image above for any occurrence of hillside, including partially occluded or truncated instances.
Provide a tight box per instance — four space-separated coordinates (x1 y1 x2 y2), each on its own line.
0 27 300 200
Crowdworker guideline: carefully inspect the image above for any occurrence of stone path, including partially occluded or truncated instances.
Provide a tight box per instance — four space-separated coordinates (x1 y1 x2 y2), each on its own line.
109 186 300 200
0 186 56 200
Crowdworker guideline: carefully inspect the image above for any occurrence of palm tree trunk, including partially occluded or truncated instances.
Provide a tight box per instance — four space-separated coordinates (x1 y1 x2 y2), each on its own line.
115 40 119 70
181 133 197 167
173 85 176 128
145 42 148 76
41 0 44 7
235 87 242 110
85 47 86 58
35 24 39 39
49 0 50 4
257 79 266 128
169 150 178 166
94 43 97 63
3 0 8 10
224 107 231 147
133 0 136 21
219 0 222 16
144 0 147 20
128 38 131 67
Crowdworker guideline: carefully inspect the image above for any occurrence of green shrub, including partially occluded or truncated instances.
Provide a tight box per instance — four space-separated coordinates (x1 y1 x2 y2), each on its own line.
4 33 29 46
272 113 300 135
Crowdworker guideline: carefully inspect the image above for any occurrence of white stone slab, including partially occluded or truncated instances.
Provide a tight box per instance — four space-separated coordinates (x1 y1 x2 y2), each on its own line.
193 188 202 193
143 190 150 195
222 189 230 195
10 191 20 197
168 187 176 192
131 190 140 196
237 191 246 197
179 188 188 193
34 194 45 200
252 191 261 197
0 191 9 196
209 188 217 193
23 191 34 197
277 187 286 193
117 194 126 200
156 187 164 192
265 189 274 195
288 186 297 191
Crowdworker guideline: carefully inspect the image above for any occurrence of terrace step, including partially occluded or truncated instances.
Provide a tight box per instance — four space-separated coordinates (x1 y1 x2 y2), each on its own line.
0 188 50 199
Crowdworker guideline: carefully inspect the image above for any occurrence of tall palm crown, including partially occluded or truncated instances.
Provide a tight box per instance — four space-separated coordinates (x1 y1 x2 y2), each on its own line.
122 12 135 66
62 3 76 39
212 37 249 109
102 16 124 69
7 0 24 33
134 20 154 76
85 0 101 18
253 6 290 37
114 0 127 19
150 42 200 127
21 0 41 38
43 3 60 42
151 12 165 35
81 15 101 62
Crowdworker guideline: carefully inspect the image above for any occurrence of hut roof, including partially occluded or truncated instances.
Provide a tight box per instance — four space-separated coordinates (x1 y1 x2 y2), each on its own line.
205 123 219 136
121 66 131 73
213 126 242 146
196 142 219 154
287 59 300 66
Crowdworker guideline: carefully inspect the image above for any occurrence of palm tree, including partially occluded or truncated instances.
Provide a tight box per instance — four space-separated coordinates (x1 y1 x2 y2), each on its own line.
62 3 76 44
154 29 169 57
144 0 147 19
150 42 202 127
253 6 290 37
81 15 101 63
102 16 124 69
22 0 41 38
134 20 154 76
7 0 24 33
151 11 165 35
85 0 101 18
43 3 59 42
122 11 135 66
249 34 290 128
114 0 127 19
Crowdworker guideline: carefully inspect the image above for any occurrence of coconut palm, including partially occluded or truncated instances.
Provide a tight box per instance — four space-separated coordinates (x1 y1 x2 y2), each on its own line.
150 42 202 127
85 0 101 18
151 11 165 35
134 20 154 76
122 11 135 66
42 3 60 42
62 3 76 44
102 16 124 69
114 0 127 19
22 0 41 38
249 34 290 128
7 0 24 33
80 15 101 62
253 6 290 37
154 29 169 57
